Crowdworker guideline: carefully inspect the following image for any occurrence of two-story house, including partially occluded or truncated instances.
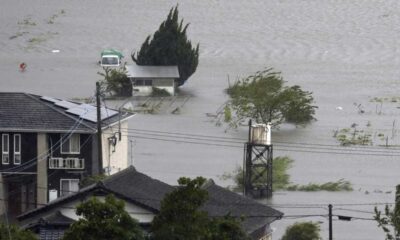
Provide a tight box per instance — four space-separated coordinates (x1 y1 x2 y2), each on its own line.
0 92 134 218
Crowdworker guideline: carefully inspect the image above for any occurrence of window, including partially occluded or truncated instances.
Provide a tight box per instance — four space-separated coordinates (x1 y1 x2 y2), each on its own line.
2 134 9 164
134 79 152 86
144 79 152 86
14 134 21 164
61 134 80 154
49 157 84 169
134 79 144 86
60 179 79 196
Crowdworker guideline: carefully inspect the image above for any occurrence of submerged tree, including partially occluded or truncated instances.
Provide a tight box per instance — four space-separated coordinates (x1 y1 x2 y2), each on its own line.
374 185 400 240
98 67 132 97
132 5 199 87
225 68 317 128
281 222 321 240
63 195 144 240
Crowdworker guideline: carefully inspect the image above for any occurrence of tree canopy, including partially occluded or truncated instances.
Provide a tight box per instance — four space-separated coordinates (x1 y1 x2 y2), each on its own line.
0 223 37 240
62 194 144 240
374 184 400 240
132 5 199 87
225 68 317 127
98 67 132 97
281 222 321 240
150 177 249 240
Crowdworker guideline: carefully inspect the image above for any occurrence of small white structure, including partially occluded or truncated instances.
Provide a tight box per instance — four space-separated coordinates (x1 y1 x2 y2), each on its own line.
250 123 272 145
125 65 180 96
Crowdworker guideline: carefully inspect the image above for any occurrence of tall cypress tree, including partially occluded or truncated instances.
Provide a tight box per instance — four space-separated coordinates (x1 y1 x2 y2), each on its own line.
132 5 199 87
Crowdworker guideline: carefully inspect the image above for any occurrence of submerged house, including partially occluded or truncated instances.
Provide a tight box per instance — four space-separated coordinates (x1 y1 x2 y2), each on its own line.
18 167 283 240
126 64 180 96
0 92 134 218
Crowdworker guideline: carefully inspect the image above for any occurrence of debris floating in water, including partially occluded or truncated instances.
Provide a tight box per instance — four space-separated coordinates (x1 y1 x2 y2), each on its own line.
52 49 60 53
336 106 343 110
19 62 27 72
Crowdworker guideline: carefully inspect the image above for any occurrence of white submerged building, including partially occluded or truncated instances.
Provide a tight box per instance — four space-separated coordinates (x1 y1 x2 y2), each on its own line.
126 65 180 96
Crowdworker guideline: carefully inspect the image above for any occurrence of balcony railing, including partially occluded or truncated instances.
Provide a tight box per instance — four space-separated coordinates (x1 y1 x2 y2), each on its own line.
49 157 84 169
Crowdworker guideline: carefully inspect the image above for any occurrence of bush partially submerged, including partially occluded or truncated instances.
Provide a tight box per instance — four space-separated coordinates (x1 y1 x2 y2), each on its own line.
222 156 352 193
151 87 171 97
286 179 352 191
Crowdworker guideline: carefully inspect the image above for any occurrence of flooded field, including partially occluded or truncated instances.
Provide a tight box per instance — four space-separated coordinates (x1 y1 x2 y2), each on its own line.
1 0 400 239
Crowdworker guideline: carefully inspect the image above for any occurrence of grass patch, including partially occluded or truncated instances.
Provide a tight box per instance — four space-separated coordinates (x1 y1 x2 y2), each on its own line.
9 31 29 40
18 17 36 26
28 36 47 44
334 123 372 146
221 156 352 193
151 87 171 97
287 179 352 191
370 96 400 103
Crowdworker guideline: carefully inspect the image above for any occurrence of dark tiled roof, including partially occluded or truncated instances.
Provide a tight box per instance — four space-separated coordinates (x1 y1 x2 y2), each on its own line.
102 166 174 211
202 180 283 236
40 211 75 225
0 92 133 133
18 167 282 236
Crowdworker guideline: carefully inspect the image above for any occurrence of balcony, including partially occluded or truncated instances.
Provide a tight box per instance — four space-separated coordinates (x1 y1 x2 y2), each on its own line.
49 157 84 169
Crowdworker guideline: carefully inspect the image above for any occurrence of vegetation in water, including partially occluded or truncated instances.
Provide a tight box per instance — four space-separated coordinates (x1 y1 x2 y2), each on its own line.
132 5 199 87
219 68 317 129
98 67 132 97
334 122 372 146
286 179 352 192
221 156 352 192
18 17 36 26
151 87 171 97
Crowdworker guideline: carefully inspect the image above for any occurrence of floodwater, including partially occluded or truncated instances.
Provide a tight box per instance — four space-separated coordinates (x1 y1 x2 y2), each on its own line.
1 0 400 239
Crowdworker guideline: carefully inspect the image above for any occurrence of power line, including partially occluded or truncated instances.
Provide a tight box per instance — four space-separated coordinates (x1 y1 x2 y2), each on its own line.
121 127 400 151
123 134 400 157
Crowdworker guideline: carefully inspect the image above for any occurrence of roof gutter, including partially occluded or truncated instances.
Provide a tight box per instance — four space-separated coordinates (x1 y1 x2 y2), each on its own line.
0 128 95 134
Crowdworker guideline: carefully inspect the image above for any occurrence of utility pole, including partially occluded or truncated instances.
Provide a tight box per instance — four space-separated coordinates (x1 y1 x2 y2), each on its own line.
329 204 333 240
96 82 103 174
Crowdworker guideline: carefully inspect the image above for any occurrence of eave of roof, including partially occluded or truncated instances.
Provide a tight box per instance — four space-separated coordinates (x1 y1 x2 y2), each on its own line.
0 92 134 133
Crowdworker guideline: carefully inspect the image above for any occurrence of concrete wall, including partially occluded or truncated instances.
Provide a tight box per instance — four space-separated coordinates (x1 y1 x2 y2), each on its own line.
36 133 48 206
101 121 129 175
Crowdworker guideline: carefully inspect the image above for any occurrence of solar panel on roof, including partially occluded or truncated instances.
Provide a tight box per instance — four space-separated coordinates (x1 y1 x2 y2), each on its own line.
66 104 118 123
55 100 79 109
40 96 60 103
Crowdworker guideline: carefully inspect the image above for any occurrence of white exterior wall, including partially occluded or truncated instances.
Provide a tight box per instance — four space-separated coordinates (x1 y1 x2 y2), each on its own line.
132 78 175 96
20 194 155 226
101 121 129 175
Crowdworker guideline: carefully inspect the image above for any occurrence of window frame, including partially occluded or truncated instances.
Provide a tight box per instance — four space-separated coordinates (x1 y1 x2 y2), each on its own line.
2 134 9 165
60 134 80 154
60 179 79 196
14 134 21 165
